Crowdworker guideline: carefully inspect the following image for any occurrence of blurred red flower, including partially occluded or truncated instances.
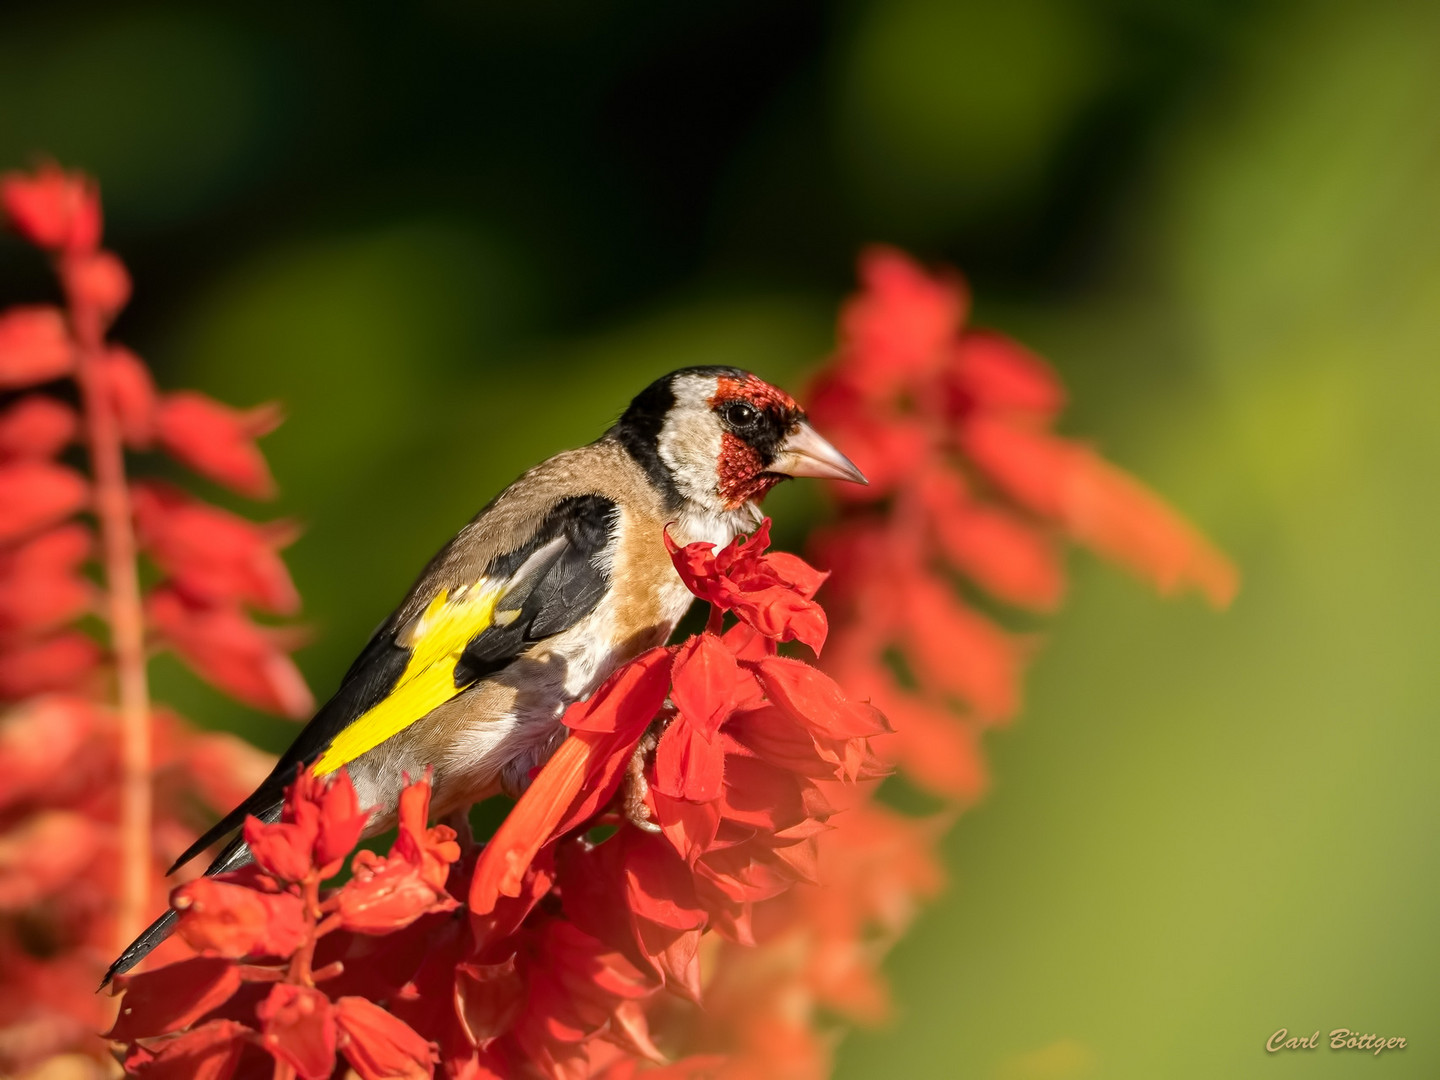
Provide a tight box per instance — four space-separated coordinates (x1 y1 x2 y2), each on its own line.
0 163 311 1077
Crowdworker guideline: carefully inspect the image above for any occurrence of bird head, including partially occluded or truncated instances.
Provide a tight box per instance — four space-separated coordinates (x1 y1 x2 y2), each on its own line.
612 366 867 517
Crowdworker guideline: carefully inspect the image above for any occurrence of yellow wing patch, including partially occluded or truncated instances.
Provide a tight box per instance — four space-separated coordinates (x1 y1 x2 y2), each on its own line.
312 582 504 776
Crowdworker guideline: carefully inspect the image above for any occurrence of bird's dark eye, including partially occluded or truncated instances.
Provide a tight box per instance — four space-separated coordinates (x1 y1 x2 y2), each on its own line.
722 401 759 428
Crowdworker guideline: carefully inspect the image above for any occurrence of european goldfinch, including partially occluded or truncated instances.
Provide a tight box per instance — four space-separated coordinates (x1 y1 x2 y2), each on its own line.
105 366 864 984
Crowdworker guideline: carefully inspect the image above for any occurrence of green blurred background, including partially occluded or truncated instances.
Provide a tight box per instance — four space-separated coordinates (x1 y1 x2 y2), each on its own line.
3 0 1437 1075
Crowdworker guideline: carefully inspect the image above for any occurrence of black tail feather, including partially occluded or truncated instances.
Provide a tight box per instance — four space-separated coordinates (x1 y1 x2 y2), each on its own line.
101 907 178 989
102 807 276 991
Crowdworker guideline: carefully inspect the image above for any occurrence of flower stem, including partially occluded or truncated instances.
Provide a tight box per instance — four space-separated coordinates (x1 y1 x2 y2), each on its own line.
66 263 152 950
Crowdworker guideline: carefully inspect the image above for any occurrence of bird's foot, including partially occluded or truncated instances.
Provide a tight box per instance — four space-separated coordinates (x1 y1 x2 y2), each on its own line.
621 721 666 834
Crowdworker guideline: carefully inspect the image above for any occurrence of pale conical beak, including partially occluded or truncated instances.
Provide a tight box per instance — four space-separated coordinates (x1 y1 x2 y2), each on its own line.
769 420 868 485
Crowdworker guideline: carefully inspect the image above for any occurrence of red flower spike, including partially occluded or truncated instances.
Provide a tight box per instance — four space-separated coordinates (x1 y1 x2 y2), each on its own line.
172 877 307 959
123 1019 251 1080
336 995 438 1080
257 983 337 1080
106 957 241 1042
0 306 73 388
64 250 131 319
0 395 77 460
0 459 88 543
1 164 101 251
155 392 281 498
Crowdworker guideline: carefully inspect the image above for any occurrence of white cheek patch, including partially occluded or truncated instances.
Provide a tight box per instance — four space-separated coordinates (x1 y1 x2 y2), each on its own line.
657 374 725 505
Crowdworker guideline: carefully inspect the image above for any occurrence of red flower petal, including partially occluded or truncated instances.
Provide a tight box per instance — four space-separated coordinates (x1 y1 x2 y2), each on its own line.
337 849 458 934
107 957 241 1041
0 306 73 388
64 249 131 319
134 482 300 614
0 630 101 698
257 983 336 1080
314 768 368 873
155 392 281 499
336 995 438 1080
0 695 99 810
620 832 707 935
960 416 1237 607
0 809 103 910
244 802 319 884
752 656 891 740
670 635 743 738
99 346 158 448
1 164 102 251
839 246 966 394
124 1019 251 1080
899 576 1022 720
654 720 726 804
392 774 460 890
0 459 87 542
563 646 674 735
0 395 77 459
172 877 307 958
146 588 314 717
453 957 525 1046
0 524 93 638
948 329 1065 419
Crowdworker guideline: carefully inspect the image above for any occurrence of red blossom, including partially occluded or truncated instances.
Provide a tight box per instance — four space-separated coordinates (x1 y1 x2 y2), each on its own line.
0 459 88 543
98 347 159 448
107 958 242 1042
0 395 77 459
172 877 307 959
1 164 101 252
134 482 300 614
257 983 336 1080
123 1019 251 1080
0 525 94 639
0 306 73 388
0 697 101 810
0 630 101 699
335 995 439 1080
146 587 313 717
64 249 132 320
155 392 282 499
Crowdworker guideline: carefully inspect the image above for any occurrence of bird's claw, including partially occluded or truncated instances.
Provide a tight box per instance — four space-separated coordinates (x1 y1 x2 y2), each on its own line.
622 722 665 834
